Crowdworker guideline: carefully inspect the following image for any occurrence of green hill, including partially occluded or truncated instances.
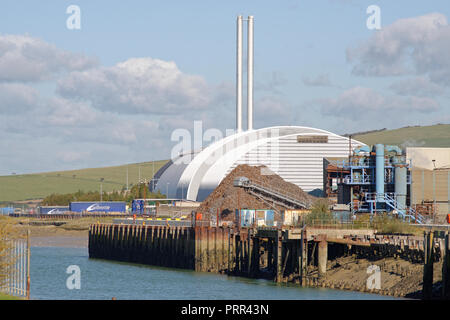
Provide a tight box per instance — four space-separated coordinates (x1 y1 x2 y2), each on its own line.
0 160 167 203
351 124 450 148
2 124 448 203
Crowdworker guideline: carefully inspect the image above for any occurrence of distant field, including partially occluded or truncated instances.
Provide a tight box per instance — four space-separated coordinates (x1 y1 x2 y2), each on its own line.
353 124 450 148
0 160 167 202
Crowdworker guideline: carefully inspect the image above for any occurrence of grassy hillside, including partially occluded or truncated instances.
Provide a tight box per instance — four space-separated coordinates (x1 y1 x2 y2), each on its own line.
1 124 448 203
0 160 167 202
352 124 450 148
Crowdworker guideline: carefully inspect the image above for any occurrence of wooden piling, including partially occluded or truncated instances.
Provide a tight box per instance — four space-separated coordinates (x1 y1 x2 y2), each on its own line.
276 231 282 282
443 232 450 299
318 235 328 277
423 231 434 299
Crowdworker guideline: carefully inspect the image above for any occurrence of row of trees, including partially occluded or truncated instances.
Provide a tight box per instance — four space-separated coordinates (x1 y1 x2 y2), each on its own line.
0 218 17 289
41 183 166 206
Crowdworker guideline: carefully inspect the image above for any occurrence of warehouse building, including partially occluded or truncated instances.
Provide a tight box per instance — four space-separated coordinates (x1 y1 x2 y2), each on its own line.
408 147 450 223
151 126 364 202
150 16 365 202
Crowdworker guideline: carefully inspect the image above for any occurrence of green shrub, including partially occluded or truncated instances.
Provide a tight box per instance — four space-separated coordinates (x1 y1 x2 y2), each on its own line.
305 199 333 224
371 215 418 235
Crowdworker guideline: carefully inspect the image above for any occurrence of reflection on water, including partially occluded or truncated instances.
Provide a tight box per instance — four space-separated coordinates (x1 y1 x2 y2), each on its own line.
30 247 397 300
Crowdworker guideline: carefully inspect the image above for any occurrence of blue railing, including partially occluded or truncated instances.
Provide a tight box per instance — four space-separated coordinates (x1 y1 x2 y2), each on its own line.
363 192 425 224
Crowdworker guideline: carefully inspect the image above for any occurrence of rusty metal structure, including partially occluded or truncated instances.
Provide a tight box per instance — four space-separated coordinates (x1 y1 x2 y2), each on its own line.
325 144 429 224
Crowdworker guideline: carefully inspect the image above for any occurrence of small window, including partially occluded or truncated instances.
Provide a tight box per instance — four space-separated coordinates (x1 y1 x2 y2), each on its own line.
297 135 328 143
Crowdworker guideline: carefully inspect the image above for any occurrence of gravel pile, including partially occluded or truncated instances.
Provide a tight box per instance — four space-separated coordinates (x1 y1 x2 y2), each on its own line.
197 164 317 221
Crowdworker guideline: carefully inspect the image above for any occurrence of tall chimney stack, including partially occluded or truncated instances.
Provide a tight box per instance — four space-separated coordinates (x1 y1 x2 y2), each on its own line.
236 15 243 133
247 15 254 131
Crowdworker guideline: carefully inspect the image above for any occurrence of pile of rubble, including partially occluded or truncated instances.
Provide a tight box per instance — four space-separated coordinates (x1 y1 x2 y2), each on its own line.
197 164 317 221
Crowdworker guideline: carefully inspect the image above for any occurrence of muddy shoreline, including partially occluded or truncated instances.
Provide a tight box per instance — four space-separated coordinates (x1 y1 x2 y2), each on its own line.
17 224 89 248
292 255 438 299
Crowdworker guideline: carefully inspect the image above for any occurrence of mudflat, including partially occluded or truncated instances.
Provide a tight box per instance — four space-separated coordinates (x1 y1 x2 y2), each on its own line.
15 223 89 248
30 235 88 248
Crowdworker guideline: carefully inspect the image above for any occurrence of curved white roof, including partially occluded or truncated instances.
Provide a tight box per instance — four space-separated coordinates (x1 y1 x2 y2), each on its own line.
154 126 365 201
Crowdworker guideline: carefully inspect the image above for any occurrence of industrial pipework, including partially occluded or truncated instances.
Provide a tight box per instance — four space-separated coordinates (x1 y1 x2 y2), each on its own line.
236 16 243 133
236 15 254 132
247 15 254 131
375 144 385 203
394 166 407 211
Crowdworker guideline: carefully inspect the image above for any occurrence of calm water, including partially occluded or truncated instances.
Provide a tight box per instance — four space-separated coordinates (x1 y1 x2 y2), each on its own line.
30 247 396 300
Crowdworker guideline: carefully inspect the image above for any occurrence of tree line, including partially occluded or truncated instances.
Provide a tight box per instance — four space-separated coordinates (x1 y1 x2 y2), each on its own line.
41 183 166 206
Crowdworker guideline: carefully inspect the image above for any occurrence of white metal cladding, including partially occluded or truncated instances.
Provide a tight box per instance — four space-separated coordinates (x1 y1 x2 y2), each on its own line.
154 126 365 201
154 152 197 199
228 133 365 192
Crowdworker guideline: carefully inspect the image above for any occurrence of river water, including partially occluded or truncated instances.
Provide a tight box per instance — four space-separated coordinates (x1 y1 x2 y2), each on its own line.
29 247 396 300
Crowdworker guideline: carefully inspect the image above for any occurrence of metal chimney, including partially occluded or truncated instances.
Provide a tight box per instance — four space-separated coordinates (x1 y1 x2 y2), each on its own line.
236 15 243 133
247 15 254 131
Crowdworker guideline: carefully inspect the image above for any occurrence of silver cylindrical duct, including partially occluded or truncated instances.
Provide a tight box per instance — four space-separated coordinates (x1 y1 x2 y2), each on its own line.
236 15 243 133
247 15 254 131
395 166 407 211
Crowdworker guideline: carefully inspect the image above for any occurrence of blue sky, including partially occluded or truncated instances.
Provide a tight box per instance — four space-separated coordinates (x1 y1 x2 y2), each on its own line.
0 1 449 174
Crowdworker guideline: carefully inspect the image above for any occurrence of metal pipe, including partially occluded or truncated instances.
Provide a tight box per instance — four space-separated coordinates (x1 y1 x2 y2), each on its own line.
375 144 385 203
247 15 254 131
26 230 30 300
236 15 243 133
395 166 407 211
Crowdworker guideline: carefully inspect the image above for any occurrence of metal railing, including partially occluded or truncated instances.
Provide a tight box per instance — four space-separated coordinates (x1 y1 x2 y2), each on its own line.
113 218 194 227
330 157 407 169
9 213 131 219
343 174 372 184
0 235 30 299
364 192 426 224
302 218 372 230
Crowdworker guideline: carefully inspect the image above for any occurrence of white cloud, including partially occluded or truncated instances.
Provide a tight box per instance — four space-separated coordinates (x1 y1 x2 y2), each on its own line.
0 34 98 82
57 57 213 114
0 35 238 174
347 12 450 84
389 76 445 97
318 86 440 119
58 151 90 163
0 83 38 114
302 74 335 87
254 96 292 128
255 71 288 94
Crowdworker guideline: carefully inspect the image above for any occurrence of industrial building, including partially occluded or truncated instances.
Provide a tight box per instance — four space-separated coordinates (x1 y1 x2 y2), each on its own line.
151 15 364 202
324 146 450 223
324 144 422 221
408 147 450 223
152 127 364 202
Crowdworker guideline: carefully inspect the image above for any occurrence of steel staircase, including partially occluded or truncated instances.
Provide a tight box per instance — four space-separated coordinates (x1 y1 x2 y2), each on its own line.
233 176 310 209
365 192 426 224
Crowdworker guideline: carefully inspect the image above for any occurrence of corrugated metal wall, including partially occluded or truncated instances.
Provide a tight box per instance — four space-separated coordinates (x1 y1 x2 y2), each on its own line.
230 133 362 192
411 168 450 221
